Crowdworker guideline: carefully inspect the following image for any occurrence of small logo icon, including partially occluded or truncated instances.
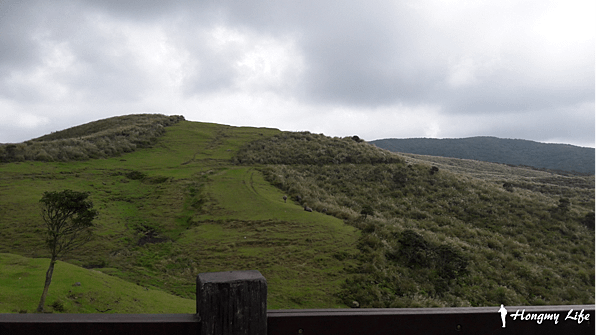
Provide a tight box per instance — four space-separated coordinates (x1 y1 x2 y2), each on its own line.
499 304 508 328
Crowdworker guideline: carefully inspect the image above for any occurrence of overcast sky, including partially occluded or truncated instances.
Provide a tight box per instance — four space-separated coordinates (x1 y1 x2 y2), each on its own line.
0 0 595 147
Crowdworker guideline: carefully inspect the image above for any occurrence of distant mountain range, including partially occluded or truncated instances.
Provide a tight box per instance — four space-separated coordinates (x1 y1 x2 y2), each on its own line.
370 136 594 175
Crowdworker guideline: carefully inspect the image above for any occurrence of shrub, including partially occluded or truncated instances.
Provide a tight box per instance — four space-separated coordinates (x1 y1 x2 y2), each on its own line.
360 205 375 219
51 300 66 312
392 171 408 187
432 244 469 279
557 198 571 211
125 171 147 180
34 149 54 162
396 230 431 268
581 212 594 230
357 234 383 253
351 135 364 143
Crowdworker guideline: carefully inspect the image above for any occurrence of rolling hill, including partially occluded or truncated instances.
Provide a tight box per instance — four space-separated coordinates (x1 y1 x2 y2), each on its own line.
0 115 594 312
370 137 595 175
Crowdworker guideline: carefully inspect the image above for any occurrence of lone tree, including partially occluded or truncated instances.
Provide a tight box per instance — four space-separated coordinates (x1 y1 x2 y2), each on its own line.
36 190 98 312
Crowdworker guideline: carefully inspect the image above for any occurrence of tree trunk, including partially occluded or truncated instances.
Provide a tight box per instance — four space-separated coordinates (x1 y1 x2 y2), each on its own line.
36 256 57 312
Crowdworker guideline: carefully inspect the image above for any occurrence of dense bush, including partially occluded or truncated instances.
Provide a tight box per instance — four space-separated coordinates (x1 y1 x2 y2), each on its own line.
581 212 595 230
394 229 431 268
236 131 403 165
432 244 469 280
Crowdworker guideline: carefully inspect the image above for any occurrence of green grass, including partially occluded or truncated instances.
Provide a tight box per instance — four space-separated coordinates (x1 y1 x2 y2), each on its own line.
0 120 360 311
0 253 195 313
159 165 359 308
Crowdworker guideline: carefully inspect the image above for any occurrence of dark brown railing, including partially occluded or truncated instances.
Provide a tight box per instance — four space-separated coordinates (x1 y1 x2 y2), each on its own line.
1 271 594 335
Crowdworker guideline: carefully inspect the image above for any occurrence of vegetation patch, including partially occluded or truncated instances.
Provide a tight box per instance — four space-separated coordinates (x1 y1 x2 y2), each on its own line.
0 114 184 163
0 253 194 313
0 116 594 311
238 130 594 308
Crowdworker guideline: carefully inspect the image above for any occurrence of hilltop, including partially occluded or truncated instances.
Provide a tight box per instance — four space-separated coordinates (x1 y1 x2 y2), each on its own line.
370 136 595 175
0 114 185 162
0 115 594 312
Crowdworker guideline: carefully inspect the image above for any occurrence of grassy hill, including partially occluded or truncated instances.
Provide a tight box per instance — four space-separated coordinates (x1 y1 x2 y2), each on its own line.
370 137 595 175
0 115 594 312
0 114 185 162
0 117 359 311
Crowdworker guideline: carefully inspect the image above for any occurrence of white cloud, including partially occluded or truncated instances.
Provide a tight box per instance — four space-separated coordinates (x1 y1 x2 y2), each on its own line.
234 33 305 94
446 55 504 89
446 57 478 88
16 113 49 129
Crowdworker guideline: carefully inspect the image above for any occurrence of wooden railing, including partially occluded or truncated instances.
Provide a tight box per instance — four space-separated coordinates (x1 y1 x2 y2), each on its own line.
1 270 595 334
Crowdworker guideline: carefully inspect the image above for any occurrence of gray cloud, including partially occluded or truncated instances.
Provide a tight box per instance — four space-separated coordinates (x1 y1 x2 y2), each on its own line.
0 0 594 148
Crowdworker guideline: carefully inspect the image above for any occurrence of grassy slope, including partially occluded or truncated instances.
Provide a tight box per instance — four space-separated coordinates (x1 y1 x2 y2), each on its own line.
399 152 595 211
0 253 194 313
0 120 360 312
235 131 595 308
191 167 357 307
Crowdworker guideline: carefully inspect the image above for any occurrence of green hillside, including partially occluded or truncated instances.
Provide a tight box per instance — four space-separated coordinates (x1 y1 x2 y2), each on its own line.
0 253 194 313
0 117 359 311
237 131 594 307
0 115 594 312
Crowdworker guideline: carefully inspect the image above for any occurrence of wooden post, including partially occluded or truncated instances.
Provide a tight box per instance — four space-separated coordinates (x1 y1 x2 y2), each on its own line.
197 270 267 335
